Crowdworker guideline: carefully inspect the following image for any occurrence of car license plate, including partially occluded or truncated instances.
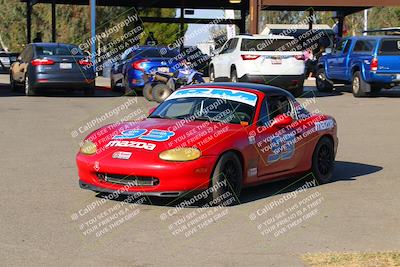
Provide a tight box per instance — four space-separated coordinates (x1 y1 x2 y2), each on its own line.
112 151 132 160
271 57 282 64
396 74 400 80
158 67 169 73
60 63 72 69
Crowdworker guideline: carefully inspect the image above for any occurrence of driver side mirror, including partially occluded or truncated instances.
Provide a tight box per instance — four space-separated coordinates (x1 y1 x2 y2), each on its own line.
271 114 293 128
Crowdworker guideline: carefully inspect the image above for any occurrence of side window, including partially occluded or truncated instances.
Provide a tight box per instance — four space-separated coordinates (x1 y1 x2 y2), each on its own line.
334 40 345 53
26 47 33 61
226 38 238 53
353 40 376 53
268 95 294 121
258 95 295 126
219 39 232 54
343 40 352 54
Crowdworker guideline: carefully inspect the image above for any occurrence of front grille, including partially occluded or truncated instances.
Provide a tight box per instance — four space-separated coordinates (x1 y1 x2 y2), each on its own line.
97 173 159 186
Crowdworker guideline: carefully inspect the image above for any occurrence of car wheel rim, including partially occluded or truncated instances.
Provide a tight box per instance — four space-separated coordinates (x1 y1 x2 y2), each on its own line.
222 160 240 194
317 144 333 176
353 77 360 93
317 73 324 87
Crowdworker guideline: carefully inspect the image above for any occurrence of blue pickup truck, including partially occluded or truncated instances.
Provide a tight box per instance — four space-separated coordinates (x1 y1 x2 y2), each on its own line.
316 36 400 97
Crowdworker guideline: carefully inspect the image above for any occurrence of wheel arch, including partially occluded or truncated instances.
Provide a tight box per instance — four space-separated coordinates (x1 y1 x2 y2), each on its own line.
212 149 245 181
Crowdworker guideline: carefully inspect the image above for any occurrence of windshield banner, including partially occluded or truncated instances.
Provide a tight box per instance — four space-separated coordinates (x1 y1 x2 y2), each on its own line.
167 88 258 107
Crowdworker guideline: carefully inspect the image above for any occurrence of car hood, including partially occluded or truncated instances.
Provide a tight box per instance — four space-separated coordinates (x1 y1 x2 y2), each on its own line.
88 118 242 156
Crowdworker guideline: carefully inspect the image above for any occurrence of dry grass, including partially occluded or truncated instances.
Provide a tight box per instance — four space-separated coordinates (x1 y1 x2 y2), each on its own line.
302 251 400 267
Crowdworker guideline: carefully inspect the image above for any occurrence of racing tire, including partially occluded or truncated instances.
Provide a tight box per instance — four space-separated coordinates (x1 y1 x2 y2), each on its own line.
316 68 333 92
152 83 172 103
209 65 215 82
230 68 238 83
143 83 154 101
291 84 304 98
209 152 242 206
311 137 335 184
24 75 36 96
84 84 95 96
352 71 369 97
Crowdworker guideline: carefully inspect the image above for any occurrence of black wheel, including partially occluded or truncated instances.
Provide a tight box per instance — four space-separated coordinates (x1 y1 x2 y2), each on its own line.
24 75 36 96
311 137 335 184
152 83 172 103
209 65 215 82
143 83 154 101
10 73 18 91
291 84 304 98
352 71 369 97
209 152 242 206
230 67 238 82
84 84 95 96
316 68 333 92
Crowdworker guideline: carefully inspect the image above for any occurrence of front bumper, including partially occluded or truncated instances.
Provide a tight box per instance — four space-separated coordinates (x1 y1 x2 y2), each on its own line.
76 152 217 196
240 74 305 89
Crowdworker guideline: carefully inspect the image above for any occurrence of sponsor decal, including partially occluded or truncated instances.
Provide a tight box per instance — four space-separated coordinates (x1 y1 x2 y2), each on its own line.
113 129 175 142
167 88 258 106
247 167 258 177
315 119 334 131
112 151 132 160
248 135 256 145
106 140 156 151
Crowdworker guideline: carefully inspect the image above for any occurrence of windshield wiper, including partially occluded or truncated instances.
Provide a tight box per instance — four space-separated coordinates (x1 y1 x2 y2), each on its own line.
148 114 172 119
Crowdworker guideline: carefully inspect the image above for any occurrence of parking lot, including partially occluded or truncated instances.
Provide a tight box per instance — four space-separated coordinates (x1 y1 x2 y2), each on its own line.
1 74 399 266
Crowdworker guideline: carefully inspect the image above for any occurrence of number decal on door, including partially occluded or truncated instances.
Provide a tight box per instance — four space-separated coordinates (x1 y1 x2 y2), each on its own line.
267 134 295 163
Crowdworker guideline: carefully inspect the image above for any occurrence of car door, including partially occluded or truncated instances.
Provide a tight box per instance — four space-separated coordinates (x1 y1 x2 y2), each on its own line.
335 39 352 80
219 38 239 78
255 94 304 177
327 39 346 80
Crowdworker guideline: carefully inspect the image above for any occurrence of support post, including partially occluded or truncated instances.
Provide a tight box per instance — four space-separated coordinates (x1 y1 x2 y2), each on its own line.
338 14 344 38
27 0 32 44
90 0 96 73
308 9 314 30
51 0 56 42
249 0 260 34
180 1 184 52
239 4 246 34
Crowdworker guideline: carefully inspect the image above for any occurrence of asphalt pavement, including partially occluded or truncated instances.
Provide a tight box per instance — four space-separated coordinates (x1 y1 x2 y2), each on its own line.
0 74 399 266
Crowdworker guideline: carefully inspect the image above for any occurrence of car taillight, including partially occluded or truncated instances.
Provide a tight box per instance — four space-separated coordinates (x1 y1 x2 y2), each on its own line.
78 59 91 66
31 59 55 66
294 55 305 60
132 59 149 71
241 55 260 60
370 58 378 71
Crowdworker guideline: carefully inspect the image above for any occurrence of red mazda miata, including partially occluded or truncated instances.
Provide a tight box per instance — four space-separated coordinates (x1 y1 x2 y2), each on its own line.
76 83 338 204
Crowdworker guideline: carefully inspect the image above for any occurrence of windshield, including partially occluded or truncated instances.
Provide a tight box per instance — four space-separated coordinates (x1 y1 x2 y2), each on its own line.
35 44 83 56
138 48 179 58
149 97 255 124
241 38 299 52
379 39 400 55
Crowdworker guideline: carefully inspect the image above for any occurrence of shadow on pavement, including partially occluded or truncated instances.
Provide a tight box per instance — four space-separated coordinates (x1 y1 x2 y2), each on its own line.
300 85 400 98
0 82 123 97
96 161 382 208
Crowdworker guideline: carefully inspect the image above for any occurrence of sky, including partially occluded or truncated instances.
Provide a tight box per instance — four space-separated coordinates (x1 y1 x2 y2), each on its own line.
175 9 226 46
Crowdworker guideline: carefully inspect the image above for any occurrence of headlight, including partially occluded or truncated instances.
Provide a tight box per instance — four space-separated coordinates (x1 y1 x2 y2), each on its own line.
159 147 201 162
80 140 97 155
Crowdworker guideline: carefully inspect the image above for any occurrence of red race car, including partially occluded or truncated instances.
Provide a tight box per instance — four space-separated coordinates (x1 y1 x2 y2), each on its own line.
76 83 338 204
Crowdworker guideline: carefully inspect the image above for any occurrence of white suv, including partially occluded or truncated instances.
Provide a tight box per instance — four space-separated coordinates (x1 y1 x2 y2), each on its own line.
209 34 306 97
